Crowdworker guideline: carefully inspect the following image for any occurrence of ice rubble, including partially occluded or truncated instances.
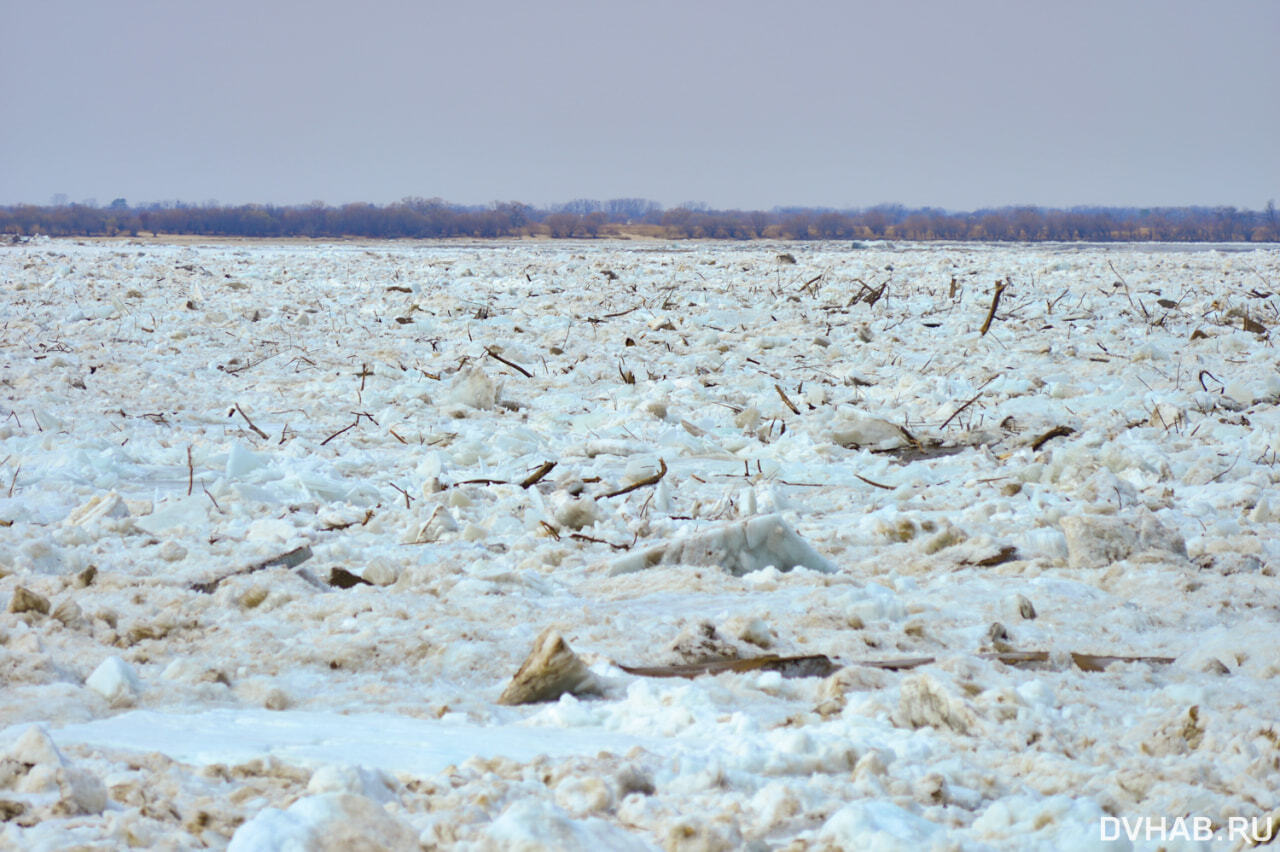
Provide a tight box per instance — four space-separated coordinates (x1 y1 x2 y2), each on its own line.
1 238 1279 849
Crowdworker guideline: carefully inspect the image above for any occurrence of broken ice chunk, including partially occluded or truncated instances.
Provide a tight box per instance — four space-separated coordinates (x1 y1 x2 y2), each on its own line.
64 491 130 527
830 415 914 451
609 514 837 577
225 442 268 478
86 655 142 707
447 365 500 409
1060 512 1186 569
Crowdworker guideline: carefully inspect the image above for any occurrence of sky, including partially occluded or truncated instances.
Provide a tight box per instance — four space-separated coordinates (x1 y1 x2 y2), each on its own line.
2 0 1277 212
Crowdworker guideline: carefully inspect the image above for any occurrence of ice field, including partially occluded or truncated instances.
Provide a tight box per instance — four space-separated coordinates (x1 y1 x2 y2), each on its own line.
1 237 1278 850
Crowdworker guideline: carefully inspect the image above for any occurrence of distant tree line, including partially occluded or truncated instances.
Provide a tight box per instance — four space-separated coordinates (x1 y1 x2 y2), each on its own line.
3 197 1277 243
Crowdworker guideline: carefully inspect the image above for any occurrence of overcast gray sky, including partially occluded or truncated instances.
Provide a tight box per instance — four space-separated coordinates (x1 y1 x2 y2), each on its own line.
3 0 1277 211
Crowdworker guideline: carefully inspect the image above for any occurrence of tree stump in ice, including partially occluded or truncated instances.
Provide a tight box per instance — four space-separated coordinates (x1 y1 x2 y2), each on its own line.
498 628 602 705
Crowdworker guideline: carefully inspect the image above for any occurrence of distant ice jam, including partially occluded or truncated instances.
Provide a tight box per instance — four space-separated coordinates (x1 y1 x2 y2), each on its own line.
1099 816 1275 844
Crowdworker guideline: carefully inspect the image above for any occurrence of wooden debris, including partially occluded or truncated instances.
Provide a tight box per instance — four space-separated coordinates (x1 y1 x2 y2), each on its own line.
775 384 801 415
232 402 269 440
940 374 1000 429
866 651 1173 672
1030 425 1075 451
498 628 603 705
979 280 1007 336
569 532 631 550
602 458 666 499
1068 652 1176 672
328 567 372 589
798 273 824 295
965 545 1020 567
519 461 556 489
618 654 838 680
1198 370 1223 393
854 473 894 490
1243 315 1268 334
190 545 314 594
872 442 969 463
485 347 532 378
388 482 414 509
620 650 1174 678
320 420 358 447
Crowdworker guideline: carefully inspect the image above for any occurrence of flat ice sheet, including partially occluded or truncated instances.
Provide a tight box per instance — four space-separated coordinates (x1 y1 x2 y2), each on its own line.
5 709 658 776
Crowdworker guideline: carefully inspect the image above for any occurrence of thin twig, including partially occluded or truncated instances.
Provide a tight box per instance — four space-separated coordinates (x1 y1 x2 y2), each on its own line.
232 403 269 439
485 347 533 378
1198 370 1223 393
201 484 223 514
570 532 630 550
854 473 893 490
940 374 1000 429
389 482 414 508
321 420 358 446
603 459 667 499
186 445 194 496
1209 453 1242 484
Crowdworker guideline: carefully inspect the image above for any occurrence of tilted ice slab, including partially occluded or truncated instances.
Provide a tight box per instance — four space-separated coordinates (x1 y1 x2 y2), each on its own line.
609 513 837 577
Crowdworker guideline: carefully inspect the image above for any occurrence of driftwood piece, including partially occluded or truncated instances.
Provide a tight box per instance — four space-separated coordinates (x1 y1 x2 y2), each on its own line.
328 567 372 589
618 654 838 680
519 461 557 489
1030 425 1075 451
619 650 1174 678
963 545 1020 567
979 281 1007 336
190 545 314 594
